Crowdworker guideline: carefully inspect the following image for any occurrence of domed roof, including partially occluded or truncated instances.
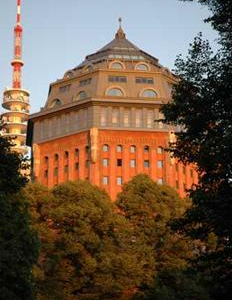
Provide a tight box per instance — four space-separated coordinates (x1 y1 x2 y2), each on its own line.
72 22 160 71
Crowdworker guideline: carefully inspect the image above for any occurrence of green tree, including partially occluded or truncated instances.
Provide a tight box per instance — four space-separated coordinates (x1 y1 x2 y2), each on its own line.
116 174 195 298
161 1 232 298
136 269 209 300
24 180 145 300
0 133 39 300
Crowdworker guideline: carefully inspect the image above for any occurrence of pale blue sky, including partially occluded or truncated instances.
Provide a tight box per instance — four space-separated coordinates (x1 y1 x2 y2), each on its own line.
0 0 218 113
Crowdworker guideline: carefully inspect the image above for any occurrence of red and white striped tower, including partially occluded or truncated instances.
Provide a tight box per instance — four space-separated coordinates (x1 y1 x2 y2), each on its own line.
1 0 30 155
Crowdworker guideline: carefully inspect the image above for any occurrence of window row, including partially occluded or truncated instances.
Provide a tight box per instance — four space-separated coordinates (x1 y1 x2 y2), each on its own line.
102 158 164 168
100 108 164 128
102 176 163 186
102 144 164 153
106 87 158 98
44 146 164 163
110 62 150 71
45 159 163 177
108 76 154 85
50 87 159 107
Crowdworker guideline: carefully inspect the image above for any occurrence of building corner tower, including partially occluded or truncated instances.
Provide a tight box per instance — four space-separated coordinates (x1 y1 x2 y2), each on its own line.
1 0 30 155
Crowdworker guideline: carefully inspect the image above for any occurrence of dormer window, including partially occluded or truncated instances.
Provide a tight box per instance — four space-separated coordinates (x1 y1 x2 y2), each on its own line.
73 91 88 101
141 89 158 98
135 63 149 71
83 64 94 73
50 99 62 108
64 71 74 79
106 88 124 97
110 61 124 70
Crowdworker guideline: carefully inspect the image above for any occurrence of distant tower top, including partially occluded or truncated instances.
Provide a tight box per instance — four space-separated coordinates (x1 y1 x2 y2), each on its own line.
115 17 126 39
1 0 30 156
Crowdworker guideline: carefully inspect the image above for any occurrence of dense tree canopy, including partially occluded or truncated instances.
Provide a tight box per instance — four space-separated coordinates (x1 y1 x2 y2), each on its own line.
116 174 196 299
24 181 146 300
161 0 232 298
0 133 39 300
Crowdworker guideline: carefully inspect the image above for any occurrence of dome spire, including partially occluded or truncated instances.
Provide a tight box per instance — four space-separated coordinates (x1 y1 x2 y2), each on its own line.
115 17 126 39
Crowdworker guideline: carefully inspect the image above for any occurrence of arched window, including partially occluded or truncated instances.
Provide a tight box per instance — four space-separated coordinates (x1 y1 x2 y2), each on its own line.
102 144 109 152
116 145 123 152
141 89 158 98
83 64 94 73
144 145 150 153
50 99 62 108
135 63 149 71
157 147 163 154
130 145 136 153
64 151 69 159
74 91 88 101
110 62 124 70
54 153 59 161
106 88 124 97
85 145 90 154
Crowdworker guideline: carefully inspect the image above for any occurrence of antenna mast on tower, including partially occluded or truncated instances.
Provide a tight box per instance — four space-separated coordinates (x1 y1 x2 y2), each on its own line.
12 0 24 89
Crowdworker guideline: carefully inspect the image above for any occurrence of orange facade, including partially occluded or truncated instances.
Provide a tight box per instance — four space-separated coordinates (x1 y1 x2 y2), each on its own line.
34 129 197 200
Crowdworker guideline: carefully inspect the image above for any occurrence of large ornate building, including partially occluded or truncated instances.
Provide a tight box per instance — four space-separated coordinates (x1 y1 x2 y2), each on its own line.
27 23 197 200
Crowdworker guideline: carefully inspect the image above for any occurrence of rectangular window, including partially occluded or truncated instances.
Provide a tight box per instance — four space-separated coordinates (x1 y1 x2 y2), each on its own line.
130 159 136 168
112 108 119 125
103 176 109 185
80 78 92 86
108 76 127 83
102 158 109 167
136 77 154 84
176 180 179 189
147 110 153 128
101 107 107 126
117 159 122 167
75 162 79 170
144 160 150 168
44 170 48 178
124 109 130 127
135 109 142 128
59 84 71 93
157 160 163 168
157 178 163 184
117 176 123 185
